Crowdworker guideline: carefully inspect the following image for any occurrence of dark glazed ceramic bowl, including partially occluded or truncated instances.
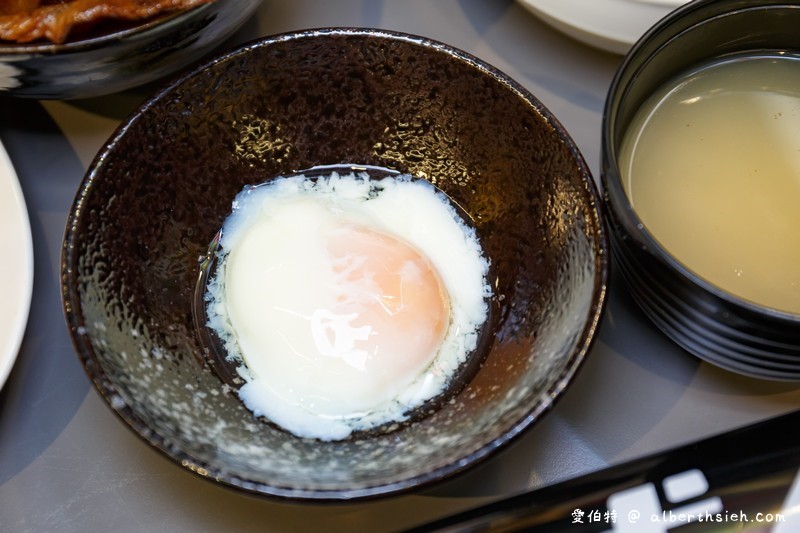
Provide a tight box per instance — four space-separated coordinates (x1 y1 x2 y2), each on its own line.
602 0 800 380
62 28 608 500
0 1 261 99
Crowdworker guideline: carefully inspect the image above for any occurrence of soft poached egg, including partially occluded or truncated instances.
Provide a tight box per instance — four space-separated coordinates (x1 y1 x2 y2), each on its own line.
205 171 490 440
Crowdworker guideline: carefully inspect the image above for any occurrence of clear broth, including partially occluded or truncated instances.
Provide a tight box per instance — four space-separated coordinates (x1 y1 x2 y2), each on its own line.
620 54 800 315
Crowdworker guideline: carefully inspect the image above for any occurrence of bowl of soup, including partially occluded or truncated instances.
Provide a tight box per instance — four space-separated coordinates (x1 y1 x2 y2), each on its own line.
61 28 608 500
602 0 800 380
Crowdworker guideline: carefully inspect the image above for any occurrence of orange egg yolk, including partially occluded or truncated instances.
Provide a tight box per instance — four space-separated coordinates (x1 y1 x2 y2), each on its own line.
321 224 451 383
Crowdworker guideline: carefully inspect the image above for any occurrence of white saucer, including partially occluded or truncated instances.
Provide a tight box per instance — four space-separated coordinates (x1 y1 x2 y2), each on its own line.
517 0 688 55
0 139 33 391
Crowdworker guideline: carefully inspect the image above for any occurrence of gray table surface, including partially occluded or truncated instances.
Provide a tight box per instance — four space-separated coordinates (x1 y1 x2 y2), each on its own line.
2 1 800 532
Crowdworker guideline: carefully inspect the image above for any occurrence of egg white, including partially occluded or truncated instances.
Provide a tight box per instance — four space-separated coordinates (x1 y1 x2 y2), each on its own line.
205 172 490 440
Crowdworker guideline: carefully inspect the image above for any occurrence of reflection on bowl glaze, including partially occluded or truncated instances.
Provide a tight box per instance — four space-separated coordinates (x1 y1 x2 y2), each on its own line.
0 61 21 90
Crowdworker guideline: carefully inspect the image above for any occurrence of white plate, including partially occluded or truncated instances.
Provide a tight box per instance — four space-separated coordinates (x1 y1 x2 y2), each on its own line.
518 0 688 55
0 139 33 391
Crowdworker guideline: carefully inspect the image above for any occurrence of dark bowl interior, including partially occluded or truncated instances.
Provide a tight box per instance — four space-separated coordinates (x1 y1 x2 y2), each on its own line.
602 0 800 377
62 28 608 500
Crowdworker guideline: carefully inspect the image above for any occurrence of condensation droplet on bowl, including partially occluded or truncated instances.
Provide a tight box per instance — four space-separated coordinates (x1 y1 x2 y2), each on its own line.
110 395 126 410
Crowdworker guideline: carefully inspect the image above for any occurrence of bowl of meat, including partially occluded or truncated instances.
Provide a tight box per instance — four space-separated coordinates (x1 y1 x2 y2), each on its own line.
0 0 262 99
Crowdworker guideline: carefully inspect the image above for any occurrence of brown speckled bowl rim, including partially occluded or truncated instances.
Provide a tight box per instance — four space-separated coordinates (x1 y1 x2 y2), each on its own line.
61 27 610 501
